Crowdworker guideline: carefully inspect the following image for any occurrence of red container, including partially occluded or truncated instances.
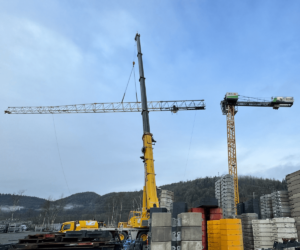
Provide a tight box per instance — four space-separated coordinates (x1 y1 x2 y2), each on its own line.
190 207 205 213
210 213 223 220
210 208 222 214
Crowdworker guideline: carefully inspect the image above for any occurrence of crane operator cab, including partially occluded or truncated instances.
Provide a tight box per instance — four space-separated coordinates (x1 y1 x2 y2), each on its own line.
129 211 141 220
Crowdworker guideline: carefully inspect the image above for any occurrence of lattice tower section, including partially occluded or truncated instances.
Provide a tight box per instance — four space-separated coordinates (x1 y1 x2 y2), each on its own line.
226 105 239 213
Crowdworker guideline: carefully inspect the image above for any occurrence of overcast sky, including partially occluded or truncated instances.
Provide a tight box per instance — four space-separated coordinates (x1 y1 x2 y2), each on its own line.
0 0 299 199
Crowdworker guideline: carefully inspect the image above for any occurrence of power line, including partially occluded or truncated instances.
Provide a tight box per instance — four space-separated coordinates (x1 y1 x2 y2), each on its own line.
184 111 197 179
52 115 71 194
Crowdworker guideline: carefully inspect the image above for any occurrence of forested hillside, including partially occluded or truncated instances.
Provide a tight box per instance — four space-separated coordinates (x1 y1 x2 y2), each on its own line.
0 175 287 225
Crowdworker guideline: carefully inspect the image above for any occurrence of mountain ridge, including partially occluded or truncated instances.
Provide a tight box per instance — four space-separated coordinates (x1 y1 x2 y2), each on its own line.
0 175 287 224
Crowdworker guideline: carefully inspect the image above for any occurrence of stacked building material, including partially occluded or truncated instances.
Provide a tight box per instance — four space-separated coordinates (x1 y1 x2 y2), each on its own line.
220 175 235 218
210 208 223 220
260 194 273 219
159 190 174 212
178 213 202 250
215 179 221 207
240 213 258 250
286 170 300 240
220 218 243 250
207 220 220 250
171 202 188 249
189 208 207 250
271 217 298 245
259 196 265 219
252 219 273 249
196 198 219 208
253 199 260 218
244 198 260 217
237 202 245 215
271 191 291 218
150 212 172 250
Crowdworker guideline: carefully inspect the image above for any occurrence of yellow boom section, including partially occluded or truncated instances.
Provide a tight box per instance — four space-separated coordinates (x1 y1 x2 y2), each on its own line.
143 133 159 209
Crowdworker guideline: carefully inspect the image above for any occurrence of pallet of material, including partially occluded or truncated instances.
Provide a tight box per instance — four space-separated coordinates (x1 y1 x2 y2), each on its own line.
13 232 120 250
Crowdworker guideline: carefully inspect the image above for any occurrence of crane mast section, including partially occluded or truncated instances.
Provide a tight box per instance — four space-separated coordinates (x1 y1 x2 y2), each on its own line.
227 105 239 212
5 100 205 114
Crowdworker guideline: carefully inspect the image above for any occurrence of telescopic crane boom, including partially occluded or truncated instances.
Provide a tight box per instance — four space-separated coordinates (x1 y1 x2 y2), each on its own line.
221 93 294 213
5 33 206 231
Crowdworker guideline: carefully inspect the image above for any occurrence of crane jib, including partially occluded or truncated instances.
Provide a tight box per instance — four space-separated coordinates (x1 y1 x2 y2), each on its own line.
4 100 206 114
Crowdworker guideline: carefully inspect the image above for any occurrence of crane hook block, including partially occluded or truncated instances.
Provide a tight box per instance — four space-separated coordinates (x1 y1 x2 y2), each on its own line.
133 61 135 66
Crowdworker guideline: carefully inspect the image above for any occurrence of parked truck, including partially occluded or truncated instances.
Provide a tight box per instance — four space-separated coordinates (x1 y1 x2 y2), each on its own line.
59 220 106 233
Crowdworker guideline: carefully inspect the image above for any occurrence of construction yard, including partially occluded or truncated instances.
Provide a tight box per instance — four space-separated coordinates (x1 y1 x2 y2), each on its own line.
0 169 299 250
1 1 300 250
0 232 36 245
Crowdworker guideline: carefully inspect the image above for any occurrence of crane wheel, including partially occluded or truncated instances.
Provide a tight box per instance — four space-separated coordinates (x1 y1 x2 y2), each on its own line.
137 232 148 242
115 231 127 242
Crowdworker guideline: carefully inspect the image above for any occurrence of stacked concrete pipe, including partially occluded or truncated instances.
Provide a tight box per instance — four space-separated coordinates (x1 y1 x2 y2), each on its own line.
240 213 258 250
215 179 221 208
159 190 174 212
260 194 273 219
271 217 298 244
220 175 235 218
252 219 274 249
271 191 291 218
286 169 300 240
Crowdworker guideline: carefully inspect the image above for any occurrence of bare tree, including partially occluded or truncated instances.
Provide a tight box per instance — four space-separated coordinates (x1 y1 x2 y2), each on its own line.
42 194 65 228
10 190 25 221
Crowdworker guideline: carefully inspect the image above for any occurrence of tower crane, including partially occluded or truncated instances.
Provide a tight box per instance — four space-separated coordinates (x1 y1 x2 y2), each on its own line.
220 93 294 213
5 33 206 240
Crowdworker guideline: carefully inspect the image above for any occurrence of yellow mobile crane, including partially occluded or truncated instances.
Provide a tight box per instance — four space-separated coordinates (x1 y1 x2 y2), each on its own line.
5 33 206 240
220 93 294 213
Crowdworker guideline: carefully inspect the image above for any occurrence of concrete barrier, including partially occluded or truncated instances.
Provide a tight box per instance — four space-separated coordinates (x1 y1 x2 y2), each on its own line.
152 213 172 227
151 227 172 242
181 240 202 250
151 241 172 250
178 213 202 227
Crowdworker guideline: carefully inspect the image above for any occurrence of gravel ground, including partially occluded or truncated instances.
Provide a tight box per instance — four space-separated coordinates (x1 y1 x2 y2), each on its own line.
0 231 49 245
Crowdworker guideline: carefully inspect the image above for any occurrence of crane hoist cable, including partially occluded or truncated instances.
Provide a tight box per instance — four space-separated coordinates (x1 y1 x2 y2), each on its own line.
121 43 140 103
121 62 135 103
52 115 71 194
133 41 139 103
133 64 139 102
